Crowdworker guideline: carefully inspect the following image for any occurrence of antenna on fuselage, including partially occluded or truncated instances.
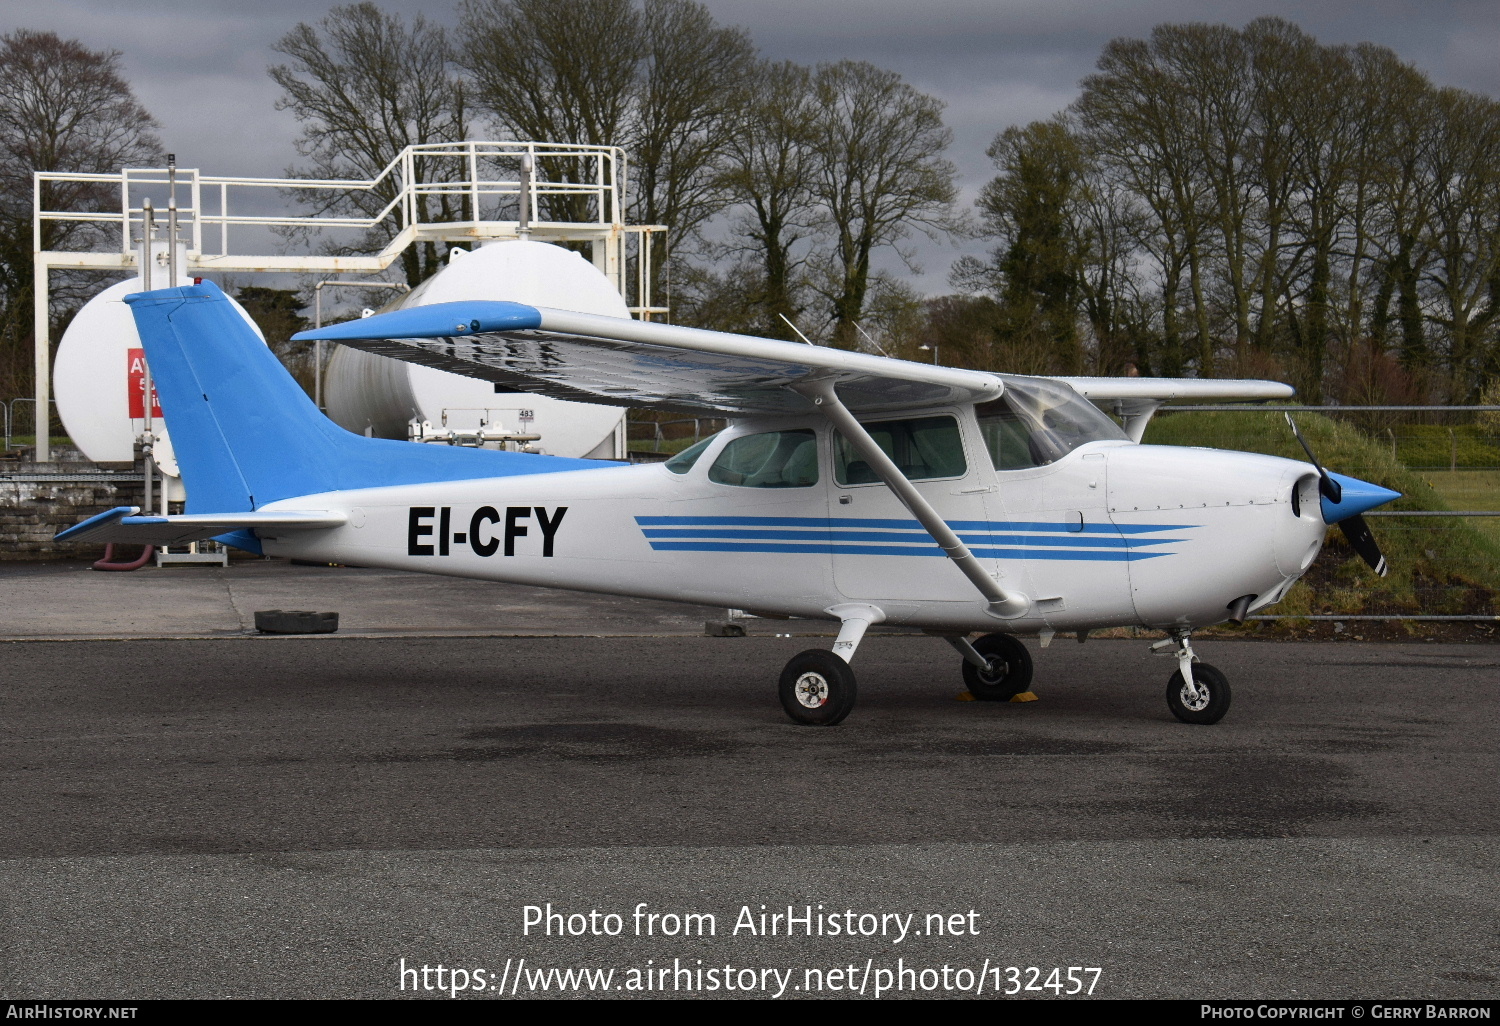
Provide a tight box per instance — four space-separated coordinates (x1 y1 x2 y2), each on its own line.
852 320 890 357
777 313 817 345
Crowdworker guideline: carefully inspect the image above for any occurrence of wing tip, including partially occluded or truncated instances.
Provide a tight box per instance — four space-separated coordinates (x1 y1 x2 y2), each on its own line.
55 505 140 543
292 300 543 342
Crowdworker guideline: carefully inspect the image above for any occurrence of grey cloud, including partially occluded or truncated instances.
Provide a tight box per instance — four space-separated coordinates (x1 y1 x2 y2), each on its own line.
4 0 1496 295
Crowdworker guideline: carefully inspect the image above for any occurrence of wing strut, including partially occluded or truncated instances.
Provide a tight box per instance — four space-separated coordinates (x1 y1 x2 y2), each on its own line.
793 379 1030 619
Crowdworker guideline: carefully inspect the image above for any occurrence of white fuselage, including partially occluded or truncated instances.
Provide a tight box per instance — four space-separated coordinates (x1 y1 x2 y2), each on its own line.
257 407 1328 633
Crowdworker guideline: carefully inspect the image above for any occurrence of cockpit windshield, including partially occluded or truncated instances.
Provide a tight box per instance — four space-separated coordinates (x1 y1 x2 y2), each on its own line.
976 377 1129 470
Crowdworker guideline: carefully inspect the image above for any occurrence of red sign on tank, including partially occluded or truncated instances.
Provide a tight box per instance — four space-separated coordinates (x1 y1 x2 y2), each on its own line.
127 348 162 419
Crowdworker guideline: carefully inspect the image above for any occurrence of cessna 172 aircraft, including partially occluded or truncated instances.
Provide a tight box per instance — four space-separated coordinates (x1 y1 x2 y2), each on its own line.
58 281 1399 726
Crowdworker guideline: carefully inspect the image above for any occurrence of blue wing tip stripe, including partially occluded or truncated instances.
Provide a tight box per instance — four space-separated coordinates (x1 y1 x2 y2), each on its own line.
290 300 544 342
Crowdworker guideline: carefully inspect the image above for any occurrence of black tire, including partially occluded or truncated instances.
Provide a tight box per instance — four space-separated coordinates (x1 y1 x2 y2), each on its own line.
1165 662 1231 724
961 633 1034 701
254 609 338 634
778 649 857 726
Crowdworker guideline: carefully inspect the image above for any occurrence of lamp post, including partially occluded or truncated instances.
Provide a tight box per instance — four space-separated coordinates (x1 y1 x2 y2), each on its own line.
919 343 939 365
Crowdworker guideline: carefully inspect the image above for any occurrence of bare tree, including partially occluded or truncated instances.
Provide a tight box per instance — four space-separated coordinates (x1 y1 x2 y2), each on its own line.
961 119 1086 373
460 0 753 257
1076 34 1211 376
1420 87 1500 402
807 60 957 349
632 0 754 243
0 29 161 399
718 60 820 338
270 2 469 286
458 0 638 148
1065 18 1500 398
458 0 638 225
1341 44 1427 354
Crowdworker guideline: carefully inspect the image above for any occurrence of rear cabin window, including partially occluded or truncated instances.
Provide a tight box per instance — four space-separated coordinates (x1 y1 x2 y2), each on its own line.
664 433 718 475
834 416 967 485
708 429 820 488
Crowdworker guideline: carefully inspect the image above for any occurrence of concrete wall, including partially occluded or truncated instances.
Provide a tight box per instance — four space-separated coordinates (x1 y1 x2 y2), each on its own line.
0 460 144 561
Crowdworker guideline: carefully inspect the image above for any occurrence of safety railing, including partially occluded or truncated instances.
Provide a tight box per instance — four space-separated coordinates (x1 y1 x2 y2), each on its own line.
626 416 727 453
2 398 59 453
35 141 629 260
29 140 670 462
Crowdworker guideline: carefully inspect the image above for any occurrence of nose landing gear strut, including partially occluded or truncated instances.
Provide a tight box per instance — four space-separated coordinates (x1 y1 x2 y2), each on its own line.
1155 631 1232 724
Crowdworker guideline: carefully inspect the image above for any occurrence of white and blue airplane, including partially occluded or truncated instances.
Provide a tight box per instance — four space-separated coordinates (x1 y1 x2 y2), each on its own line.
57 281 1399 726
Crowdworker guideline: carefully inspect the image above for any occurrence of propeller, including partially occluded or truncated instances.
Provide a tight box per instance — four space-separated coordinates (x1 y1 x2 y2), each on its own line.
1338 512 1389 578
1285 413 1391 577
1285 413 1341 504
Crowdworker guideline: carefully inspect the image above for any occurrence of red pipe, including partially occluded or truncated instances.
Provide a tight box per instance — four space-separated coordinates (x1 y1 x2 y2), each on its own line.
92 544 155 571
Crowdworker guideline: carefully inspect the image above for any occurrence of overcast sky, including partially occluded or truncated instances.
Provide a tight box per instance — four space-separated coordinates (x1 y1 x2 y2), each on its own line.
7 0 1498 295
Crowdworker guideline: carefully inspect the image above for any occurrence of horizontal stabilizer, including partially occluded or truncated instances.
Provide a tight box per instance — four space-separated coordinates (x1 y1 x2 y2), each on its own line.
56 506 345 546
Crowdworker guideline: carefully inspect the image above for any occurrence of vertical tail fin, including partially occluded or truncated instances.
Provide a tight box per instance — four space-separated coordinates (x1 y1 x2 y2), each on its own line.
126 282 590 513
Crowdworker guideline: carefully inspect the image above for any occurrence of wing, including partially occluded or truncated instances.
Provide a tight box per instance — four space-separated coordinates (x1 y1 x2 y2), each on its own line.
56 506 347 546
1050 376 1295 442
1053 376 1295 409
294 301 1003 415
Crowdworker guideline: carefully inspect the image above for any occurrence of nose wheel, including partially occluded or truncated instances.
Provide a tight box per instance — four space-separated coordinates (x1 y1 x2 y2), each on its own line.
1166 663 1231 723
1157 632 1232 724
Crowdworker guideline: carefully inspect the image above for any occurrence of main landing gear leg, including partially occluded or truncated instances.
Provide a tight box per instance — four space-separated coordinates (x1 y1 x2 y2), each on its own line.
777 605 881 726
1156 630 1232 724
946 632 1034 701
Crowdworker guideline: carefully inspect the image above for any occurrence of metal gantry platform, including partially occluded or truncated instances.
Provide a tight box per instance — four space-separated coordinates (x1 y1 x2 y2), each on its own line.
31 140 668 461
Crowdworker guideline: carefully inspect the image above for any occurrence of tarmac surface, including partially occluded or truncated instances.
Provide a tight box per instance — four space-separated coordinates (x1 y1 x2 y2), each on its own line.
1 560 1497 1000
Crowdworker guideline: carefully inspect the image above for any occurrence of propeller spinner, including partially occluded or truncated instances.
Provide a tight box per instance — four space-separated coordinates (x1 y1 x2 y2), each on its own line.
1285 414 1400 577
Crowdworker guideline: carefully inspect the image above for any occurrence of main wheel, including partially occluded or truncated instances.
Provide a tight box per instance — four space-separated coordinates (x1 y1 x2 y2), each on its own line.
778 649 857 726
1165 662 1231 724
962 633 1034 701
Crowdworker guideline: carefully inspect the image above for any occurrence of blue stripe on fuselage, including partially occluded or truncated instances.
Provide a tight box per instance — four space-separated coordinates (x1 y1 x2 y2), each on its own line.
640 527 1182 548
634 515 1194 561
644 540 1165 561
634 514 1193 534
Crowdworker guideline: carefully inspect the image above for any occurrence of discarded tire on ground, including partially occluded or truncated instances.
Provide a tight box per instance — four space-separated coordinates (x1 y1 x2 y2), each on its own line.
254 610 339 635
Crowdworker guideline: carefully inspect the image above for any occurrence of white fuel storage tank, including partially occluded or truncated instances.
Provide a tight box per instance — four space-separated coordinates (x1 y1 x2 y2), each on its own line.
54 274 266 479
323 240 629 458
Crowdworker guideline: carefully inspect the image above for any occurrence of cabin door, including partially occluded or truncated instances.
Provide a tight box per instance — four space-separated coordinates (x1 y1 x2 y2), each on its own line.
828 411 996 603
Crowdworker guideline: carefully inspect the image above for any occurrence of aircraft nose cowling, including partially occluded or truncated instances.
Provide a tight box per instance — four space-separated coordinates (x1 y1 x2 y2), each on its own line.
1320 472 1401 524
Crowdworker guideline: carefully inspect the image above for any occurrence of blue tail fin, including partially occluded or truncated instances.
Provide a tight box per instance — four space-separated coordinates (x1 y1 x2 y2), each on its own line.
126 281 595 513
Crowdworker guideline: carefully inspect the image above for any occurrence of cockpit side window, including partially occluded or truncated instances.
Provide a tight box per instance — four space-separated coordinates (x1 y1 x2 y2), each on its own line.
977 378 1128 470
708 429 819 488
834 415 967 485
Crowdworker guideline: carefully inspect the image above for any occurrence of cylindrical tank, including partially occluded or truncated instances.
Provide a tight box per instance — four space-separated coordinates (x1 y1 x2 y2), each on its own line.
324 240 629 458
54 274 266 478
